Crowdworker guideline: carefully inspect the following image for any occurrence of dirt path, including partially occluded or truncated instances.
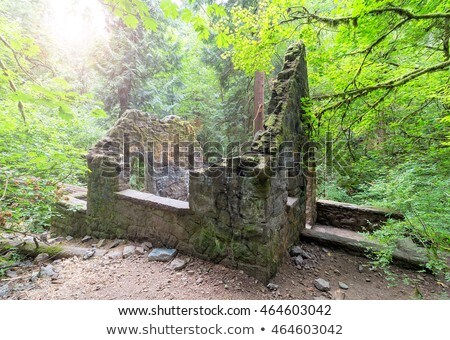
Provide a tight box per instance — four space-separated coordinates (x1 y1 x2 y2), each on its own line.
2 242 449 300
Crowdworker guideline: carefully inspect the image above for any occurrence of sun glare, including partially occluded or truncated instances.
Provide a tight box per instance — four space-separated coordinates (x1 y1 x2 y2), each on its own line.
45 0 108 50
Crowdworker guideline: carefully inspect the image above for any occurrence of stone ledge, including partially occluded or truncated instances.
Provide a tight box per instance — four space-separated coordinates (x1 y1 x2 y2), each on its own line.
58 197 87 212
115 189 191 215
317 199 403 217
301 224 430 269
316 199 404 232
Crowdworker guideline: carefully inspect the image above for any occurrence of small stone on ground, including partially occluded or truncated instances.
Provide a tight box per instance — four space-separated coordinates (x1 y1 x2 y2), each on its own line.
290 245 312 259
6 270 18 278
314 278 330 292
141 242 153 251
0 284 10 297
106 251 122 260
83 248 96 260
65 236 74 241
338 281 349 290
267 283 279 291
81 235 92 243
148 248 177 262
108 239 123 249
294 255 304 266
123 246 136 259
34 253 49 264
168 258 187 271
39 264 56 278
96 239 106 248
135 247 145 255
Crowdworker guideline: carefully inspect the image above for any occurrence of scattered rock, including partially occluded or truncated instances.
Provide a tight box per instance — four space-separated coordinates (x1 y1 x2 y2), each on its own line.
147 248 177 262
0 284 10 298
81 235 92 243
338 281 349 290
39 264 56 278
34 253 50 264
168 258 187 271
5 270 18 278
187 270 195 275
123 246 136 259
290 246 312 259
314 278 330 292
135 247 145 255
48 236 65 244
96 239 106 248
65 236 74 241
358 265 364 273
30 271 39 282
106 251 122 260
141 242 153 251
40 232 49 242
196 277 204 285
294 255 304 267
322 247 329 253
267 283 279 291
366 278 371 282
108 239 123 249
83 248 96 260
417 275 425 281
53 259 62 264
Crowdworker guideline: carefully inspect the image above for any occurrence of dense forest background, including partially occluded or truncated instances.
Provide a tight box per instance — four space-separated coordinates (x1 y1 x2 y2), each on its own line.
0 0 449 277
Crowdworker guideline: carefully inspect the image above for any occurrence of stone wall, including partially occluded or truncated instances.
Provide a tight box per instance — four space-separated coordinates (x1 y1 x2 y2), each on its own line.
316 199 404 232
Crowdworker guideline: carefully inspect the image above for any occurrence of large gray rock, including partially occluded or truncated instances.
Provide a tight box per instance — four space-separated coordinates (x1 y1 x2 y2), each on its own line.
147 248 177 262
314 278 330 292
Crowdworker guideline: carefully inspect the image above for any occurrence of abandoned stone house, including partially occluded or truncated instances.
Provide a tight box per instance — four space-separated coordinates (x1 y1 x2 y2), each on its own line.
53 42 401 282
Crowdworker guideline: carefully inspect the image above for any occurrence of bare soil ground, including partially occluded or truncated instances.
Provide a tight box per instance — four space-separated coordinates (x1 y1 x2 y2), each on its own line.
2 241 449 300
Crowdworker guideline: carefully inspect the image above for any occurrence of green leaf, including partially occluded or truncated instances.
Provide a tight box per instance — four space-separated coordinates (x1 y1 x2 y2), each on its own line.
123 14 139 29
160 0 178 19
216 33 229 48
180 8 193 22
142 16 158 31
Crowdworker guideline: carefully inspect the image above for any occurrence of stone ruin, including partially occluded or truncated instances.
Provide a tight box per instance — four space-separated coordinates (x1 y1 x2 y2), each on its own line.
53 42 312 282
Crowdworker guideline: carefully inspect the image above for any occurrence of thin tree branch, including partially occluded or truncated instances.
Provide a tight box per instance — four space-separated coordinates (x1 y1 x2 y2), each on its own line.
0 59 26 123
314 59 450 101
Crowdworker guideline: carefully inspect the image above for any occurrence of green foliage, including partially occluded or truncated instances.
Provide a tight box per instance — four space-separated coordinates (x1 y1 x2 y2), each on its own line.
0 0 106 241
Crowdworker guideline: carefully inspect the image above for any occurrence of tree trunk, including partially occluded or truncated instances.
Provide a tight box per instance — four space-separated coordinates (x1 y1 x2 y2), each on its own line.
253 71 265 136
118 76 132 116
